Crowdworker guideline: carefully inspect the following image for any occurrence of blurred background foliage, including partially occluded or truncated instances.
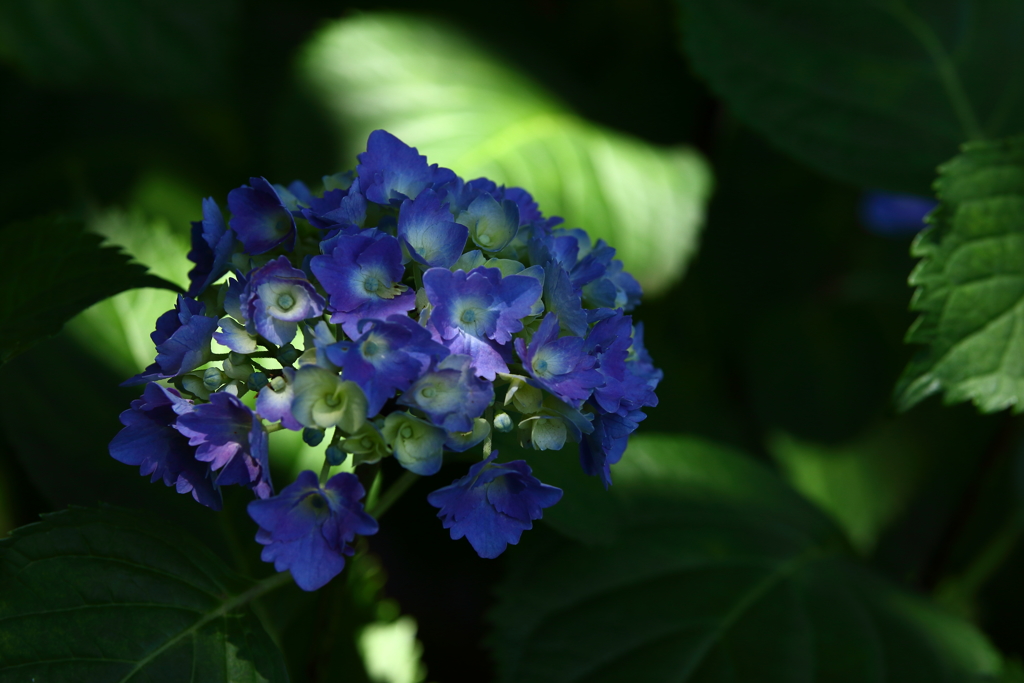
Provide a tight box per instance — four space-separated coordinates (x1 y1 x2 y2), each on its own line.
2 0 1024 681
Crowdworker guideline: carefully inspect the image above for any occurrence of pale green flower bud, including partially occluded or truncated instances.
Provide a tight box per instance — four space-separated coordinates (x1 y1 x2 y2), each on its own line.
182 372 211 400
341 423 392 467
519 415 567 451
382 411 446 475
291 366 367 432
223 353 252 381
503 375 543 414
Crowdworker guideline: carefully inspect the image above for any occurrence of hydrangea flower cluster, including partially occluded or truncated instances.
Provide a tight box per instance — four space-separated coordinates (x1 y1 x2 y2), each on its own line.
109 131 661 591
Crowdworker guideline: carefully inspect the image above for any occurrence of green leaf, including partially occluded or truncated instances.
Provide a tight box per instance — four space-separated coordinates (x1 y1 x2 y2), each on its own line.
679 0 1024 193
767 425 928 553
300 13 712 295
0 0 237 98
0 214 181 366
492 434 1005 682
0 506 289 682
897 137 1024 413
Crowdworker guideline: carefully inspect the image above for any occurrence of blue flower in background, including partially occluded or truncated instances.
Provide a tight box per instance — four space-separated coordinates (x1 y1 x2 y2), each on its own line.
860 190 937 237
186 197 234 297
325 315 449 417
515 313 602 408
427 452 562 558
310 232 415 339
239 256 326 346
248 470 378 591
228 176 297 254
123 295 218 386
399 354 494 432
175 391 273 499
109 383 222 509
398 188 468 267
357 129 455 204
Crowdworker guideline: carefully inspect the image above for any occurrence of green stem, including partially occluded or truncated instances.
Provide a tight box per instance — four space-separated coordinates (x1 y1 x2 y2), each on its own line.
886 0 984 140
319 457 333 485
368 470 419 518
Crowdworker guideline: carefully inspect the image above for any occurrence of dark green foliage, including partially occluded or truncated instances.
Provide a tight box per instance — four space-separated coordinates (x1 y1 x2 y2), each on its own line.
0 214 180 365
679 0 1024 193
0 506 287 682
898 137 1024 413
492 435 1004 682
0 0 237 98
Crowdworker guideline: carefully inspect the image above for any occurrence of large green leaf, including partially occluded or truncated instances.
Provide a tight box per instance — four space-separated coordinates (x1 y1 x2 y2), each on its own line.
897 137 1024 413
0 506 288 682
679 0 1024 193
300 14 712 295
0 214 181 366
0 0 237 98
492 435 1004 682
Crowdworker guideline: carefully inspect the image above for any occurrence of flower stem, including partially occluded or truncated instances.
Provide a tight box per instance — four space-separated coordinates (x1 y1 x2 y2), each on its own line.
368 470 419 518
319 457 332 485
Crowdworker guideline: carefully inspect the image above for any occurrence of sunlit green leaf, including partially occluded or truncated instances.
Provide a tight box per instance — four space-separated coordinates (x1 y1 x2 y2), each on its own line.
0 214 181 366
301 13 712 295
768 424 927 553
0 506 288 682
897 137 1024 413
679 0 1024 193
492 434 1005 682
0 0 237 98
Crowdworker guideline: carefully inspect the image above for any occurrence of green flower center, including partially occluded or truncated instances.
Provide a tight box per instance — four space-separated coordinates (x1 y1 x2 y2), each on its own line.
400 425 414 440
421 386 437 399
461 309 477 324
363 341 380 357
363 277 381 293
277 293 295 310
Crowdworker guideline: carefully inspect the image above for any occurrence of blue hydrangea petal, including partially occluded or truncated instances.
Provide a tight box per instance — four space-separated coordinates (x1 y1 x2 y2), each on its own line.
427 453 561 558
228 176 297 254
311 233 415 339
214 317 258 354
515 313 602 408
174 392 273 497
186 197 234 297
398 189 469 268
357 130 455 204
123 296 218 386
248 470 376 591
398 354 494 432
542 262 587 336
256 367 302 431
329 316 448 417
109 383 222 509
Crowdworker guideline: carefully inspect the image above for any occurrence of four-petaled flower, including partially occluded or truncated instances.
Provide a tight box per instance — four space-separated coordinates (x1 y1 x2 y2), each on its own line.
248 470 378 591
428 452 562 558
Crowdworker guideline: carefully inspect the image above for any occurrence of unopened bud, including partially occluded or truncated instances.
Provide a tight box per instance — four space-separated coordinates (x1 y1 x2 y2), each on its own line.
247 371 269 391
303 427 325 447
493 411 513 433
325 444 347 466
203 367 228 391
277 344 300 366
